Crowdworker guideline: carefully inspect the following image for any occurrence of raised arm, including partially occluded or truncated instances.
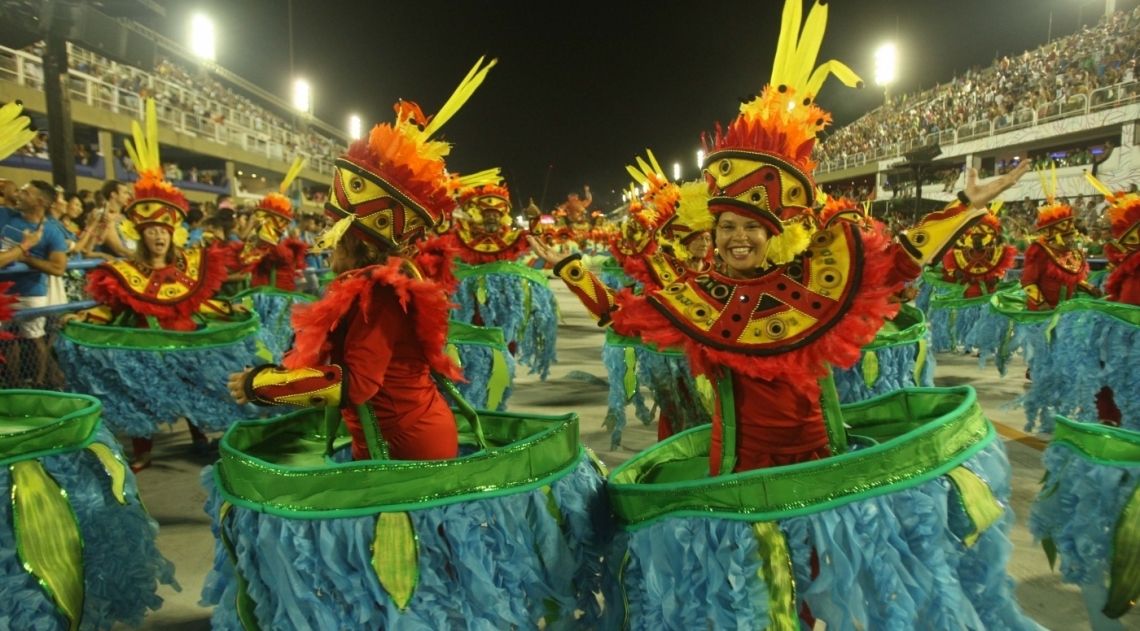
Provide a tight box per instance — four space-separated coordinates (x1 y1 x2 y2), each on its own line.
527 235 620 327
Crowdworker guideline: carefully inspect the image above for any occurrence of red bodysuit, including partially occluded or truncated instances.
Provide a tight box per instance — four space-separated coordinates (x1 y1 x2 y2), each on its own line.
1021 241 1091 310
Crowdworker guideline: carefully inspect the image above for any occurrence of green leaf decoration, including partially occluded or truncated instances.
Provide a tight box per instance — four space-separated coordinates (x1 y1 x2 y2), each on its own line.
254 339 274 364
372 512 419 611
217 502 262 631
913 337 928 384
861 350 880 388
1104 481 1140 619
946 466 1005 547
11 460 85 631
444 343 462 369
476 276 487 305
540 485 564 527
84 442 127 505
486 348 510 411
752 521 798 631
1041 536 1057 571
622 347 637 401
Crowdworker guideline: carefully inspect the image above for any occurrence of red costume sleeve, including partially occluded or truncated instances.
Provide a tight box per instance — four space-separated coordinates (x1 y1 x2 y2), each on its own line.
885 242 923 287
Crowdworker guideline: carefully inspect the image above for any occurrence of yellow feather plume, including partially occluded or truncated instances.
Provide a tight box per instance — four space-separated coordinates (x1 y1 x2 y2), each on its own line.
0 102 35 162
315 214 355 251
421 57 497 141
279 156 307 194
1084 171 1116 201
456 168 502 189
124 99 161 175
765 220 811 265
769 0 862 97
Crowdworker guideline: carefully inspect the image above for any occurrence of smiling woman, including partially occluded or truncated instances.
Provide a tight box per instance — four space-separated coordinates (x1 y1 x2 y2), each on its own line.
713 210 770 277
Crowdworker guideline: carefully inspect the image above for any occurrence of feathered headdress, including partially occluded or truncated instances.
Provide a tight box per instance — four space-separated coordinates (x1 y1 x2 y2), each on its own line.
700 0 861 265
1033 164 1075 235
453 168 511 225
122 99 190 246
320 57 496 251
257 157 307 222
818 194 868 228
1086 172 1140 243
0 101 36 163
660 180 714 248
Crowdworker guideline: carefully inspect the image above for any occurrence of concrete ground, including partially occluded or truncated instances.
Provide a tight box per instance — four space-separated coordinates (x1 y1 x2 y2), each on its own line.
126 282 1140 630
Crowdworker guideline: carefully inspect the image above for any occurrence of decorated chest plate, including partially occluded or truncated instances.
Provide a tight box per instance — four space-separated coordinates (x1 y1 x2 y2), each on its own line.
953 245 1005 277
104 247 207 304
647 223 862 356
1040 242 1086 274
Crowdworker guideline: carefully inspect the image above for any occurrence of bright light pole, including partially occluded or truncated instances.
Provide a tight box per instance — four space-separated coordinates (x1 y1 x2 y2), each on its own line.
696 150 705 170
293 79 311 115
349 115 362 140
190 15 215 61
875 44 897 105
673 162 681 181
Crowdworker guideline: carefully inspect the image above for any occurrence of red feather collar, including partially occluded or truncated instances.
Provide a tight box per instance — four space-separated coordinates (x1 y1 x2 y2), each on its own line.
85 244 227 320
282 253 461 381
1106 248 1140 304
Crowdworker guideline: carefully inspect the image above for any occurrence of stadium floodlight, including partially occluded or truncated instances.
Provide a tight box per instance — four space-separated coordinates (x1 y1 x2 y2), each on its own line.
293 79 311 114
673 163 681 181
875 44 897 87
697 150 705 170
190 15 215 61
349 115 362 139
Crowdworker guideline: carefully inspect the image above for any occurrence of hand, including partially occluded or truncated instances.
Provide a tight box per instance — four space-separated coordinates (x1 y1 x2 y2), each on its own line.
527 235 571 268
59 313 84 325
963 161 1032 209
227 368 253 405
20 226 43 252
232 303 250 315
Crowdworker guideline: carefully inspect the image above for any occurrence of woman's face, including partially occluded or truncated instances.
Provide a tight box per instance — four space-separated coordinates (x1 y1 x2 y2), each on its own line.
142 226 170 262
714 211 769 278
66 197 83 219
685 232 712 261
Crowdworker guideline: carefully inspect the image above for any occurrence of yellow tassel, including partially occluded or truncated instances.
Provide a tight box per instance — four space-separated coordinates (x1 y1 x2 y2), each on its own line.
1085 172 1116 200
765 221 811 265
316 214 354 250
456 168 502 189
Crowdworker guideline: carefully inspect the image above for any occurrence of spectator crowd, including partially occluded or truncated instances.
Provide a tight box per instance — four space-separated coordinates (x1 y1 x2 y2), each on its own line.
814 7 1140 165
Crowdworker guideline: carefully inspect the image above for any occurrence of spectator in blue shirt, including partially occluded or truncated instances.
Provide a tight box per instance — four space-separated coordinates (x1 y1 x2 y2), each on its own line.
184 207 205 245
0 180 69 386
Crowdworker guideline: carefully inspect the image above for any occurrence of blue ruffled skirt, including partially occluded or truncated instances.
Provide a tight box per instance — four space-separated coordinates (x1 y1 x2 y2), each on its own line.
0 427 177 630
615 440 1046 631
201 454 615 630
452 273 559 380
832 337 936 403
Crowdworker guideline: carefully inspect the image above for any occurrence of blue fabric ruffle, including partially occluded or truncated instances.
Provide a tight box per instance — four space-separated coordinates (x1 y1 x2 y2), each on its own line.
614 440 1046 631
201 454 613 630
1030 442 1140 628
832 338 936 404
55 334 281 438
451 273 559 380
965 308 1022 374
1014 312 1140 433
929 303 985 353
602 339 650 450
634 348 711 436
243 291 309 361
0 427 178 630
444 341 515 411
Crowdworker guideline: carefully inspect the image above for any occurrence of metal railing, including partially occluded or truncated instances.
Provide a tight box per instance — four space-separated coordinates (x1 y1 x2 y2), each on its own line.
0 44 342 178
816 80 1140 175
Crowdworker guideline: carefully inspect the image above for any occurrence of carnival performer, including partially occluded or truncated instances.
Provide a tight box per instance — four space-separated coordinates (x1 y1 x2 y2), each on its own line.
925 202 1020 356
1021 174 1102 310
233 157 309 293
56 101 253 472
207 58 613 631
1027 174 1140 630
444 171 559 379
530 1 1042 626
556 185 594 249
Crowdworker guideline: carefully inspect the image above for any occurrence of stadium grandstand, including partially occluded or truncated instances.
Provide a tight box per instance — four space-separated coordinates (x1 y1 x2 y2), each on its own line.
816 3 1140 245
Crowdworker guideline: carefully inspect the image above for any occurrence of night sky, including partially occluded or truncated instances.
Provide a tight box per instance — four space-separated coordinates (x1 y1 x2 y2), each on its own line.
155 0 1139 209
